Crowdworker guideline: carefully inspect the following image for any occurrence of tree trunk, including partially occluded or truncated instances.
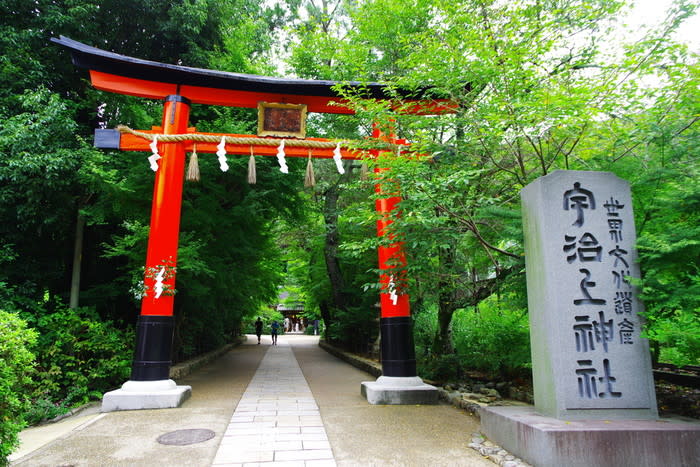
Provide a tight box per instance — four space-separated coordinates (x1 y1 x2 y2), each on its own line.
322 184 348 311
319 300 333 342
432 240 457 355
69 211 85 309
433 302 456 355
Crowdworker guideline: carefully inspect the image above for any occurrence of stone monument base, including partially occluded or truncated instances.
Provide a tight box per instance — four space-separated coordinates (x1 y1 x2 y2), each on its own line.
361 376 438 405
101 379 191 412
480 406 700 467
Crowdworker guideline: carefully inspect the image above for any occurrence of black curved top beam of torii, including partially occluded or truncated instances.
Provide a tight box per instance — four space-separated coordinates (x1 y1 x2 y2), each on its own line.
51 36 455 116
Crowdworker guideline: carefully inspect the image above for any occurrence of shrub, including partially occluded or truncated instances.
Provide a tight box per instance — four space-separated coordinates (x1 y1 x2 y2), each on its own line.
327 305 378 354
417 353 463 382
21 306 133 420
644 308 700 367
412 306 438 359
412 302 532 381
452 301 531 378
0 310 37 466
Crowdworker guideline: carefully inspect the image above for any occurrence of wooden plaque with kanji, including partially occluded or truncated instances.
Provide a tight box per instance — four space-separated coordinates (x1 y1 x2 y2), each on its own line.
257 102 307 138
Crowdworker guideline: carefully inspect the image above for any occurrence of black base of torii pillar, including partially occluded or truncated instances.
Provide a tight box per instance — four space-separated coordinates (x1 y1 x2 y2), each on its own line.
361 316 439 405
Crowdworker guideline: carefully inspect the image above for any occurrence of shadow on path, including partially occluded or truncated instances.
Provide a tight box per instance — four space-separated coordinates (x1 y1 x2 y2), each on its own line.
291 335 492 467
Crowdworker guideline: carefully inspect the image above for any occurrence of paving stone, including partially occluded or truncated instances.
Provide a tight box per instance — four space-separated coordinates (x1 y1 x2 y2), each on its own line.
305 460 338 467
274 449 334 461
212 341 336 466
302 440 331 450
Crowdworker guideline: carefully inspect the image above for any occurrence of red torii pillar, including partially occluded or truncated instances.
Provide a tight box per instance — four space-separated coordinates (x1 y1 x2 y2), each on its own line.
102 95 193 411
131 95 190 381
375 173 415 376
361 127 437 404
373 129 415 377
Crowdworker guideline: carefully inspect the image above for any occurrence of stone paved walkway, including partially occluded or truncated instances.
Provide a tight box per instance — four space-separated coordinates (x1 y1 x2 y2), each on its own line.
11 335 492 467
212 340 336 467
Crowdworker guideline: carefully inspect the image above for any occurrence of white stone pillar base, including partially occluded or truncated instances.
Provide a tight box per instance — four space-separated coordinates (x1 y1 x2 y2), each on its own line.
361 376 438 405
101 379 191 412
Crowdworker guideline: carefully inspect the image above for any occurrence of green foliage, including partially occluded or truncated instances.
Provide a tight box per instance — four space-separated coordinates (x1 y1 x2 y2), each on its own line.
418 353 463 383
287 0 700 370
0 0 311 363
0 88 107 301
452 302 531 378
0 310 37 465
19 305 133 422
414 299 531 381
645 309 700 366
634 165 700 365
326 305 379 353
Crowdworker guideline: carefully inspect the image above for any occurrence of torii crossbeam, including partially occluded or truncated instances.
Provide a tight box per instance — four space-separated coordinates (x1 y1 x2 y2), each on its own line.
53 36 453 409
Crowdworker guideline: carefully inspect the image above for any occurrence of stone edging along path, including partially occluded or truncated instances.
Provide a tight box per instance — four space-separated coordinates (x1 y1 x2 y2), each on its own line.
169 336 246 380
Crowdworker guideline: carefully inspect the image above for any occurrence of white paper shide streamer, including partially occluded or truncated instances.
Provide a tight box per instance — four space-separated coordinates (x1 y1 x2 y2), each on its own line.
154 267 166 299
216 136 229 172
148 135 161 171
388 275 399 305
276 139 288 174
333 142 345 174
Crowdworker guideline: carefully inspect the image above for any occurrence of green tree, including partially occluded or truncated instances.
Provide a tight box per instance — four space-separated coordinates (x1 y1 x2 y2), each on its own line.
287 0 699 371
0 0 310 417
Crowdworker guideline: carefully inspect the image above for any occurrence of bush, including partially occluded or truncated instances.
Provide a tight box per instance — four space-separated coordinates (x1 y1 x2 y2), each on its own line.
0 310 37 466
417 353 463 382
413 300 531 381
644 308 700 367
326 305 378 354
21 306 133 421
452 301 531 378
412 306 438 360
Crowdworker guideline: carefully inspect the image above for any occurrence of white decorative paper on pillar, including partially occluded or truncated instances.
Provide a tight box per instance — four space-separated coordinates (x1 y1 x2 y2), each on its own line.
276 139 288 174
148 135 161 171
333 142 345 174
216 136 229 172
154 267 166 299
388 275 398 305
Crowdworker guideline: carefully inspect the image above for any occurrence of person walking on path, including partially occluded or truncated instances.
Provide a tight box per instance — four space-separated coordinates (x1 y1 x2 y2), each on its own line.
270 320 280 345
254 317 263 344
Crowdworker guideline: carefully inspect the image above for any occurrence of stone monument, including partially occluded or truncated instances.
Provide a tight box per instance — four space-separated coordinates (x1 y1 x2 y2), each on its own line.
479 170 700 467
522 170 656 419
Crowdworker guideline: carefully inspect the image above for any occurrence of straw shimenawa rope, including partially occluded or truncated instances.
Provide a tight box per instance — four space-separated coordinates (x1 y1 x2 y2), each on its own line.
117 125 366 151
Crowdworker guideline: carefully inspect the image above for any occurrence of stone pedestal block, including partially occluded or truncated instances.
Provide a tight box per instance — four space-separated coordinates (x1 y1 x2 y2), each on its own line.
480 406 700 467
361 376 438 405
101 379 191 412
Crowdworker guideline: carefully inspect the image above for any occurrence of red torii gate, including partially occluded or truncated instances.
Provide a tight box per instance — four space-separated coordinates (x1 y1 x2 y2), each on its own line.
53 36 453 409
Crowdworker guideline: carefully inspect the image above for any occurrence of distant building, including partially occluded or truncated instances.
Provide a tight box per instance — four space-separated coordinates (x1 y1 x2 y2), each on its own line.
275 291 305 332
